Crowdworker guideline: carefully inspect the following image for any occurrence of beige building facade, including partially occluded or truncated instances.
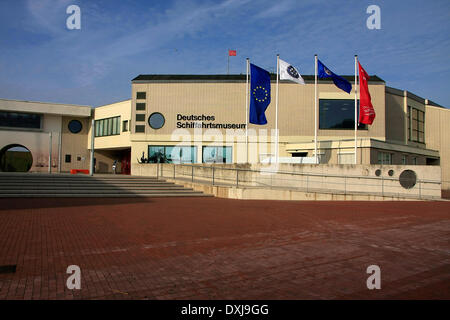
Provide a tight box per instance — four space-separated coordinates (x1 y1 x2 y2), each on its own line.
1 74 448 191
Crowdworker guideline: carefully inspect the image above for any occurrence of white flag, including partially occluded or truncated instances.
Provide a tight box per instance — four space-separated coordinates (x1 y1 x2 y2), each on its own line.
279 59 305 85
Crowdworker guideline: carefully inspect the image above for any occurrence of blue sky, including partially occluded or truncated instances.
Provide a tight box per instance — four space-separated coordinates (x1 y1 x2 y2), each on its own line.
0 0 449 107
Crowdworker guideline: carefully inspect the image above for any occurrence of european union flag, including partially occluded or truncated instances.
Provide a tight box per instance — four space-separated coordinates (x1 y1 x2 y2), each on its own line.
317 59 352 94
250 63 271 125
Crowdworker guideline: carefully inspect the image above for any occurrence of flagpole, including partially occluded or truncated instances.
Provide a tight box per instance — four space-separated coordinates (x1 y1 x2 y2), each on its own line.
354 55 358 165
246 58 249 163
275 54 279 164
314 54 318 164
227 50 230 75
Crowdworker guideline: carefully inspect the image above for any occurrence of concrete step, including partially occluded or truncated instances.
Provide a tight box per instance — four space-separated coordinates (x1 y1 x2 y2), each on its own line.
0 193 211 198
0 173 210 197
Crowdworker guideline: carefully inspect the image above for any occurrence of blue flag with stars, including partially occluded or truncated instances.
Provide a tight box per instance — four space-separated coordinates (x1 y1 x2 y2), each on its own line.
317 59 352 94
250 63 271 125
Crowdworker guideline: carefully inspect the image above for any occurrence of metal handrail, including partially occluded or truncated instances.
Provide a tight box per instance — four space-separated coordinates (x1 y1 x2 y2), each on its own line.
157 162 441 185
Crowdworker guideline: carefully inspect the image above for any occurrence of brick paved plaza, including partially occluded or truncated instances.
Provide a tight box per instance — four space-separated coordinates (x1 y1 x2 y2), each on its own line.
0 198 449 300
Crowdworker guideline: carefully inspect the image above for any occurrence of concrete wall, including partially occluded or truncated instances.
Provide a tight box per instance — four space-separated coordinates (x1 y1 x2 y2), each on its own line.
385 89 406 144
155 163 441 199
60 116 91 172
426 105 450 189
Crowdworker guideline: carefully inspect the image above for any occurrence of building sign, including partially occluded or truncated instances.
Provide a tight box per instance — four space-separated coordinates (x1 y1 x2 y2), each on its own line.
176 114 246 129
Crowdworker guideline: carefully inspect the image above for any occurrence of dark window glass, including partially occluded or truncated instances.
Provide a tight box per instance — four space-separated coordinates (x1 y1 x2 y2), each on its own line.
136 114 145 122
68 120 82 134
147 146 197 163
136 92 146 99
122 120 128 132
135 125 145 133
148 112 165 129
0 112 41 129
65 154 71 163
319 99 367 130
136 103 146 110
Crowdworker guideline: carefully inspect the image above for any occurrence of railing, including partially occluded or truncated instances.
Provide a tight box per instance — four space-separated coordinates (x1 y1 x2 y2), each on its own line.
156 163 443 200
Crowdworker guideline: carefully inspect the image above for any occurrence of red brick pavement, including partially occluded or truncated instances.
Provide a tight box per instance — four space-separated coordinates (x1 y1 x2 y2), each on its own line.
0 198 449 300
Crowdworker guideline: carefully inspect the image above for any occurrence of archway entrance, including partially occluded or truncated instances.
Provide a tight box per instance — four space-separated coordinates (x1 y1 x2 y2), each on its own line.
0 144 33 172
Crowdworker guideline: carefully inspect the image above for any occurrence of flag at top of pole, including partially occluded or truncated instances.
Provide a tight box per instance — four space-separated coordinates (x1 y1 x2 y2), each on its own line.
358 62 376 125
279 59 305 85
227 49 236 74
317 59 352 93
249 63 271 125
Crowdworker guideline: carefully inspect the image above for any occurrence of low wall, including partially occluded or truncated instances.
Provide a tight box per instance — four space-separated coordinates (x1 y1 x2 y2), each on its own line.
156 163 442 200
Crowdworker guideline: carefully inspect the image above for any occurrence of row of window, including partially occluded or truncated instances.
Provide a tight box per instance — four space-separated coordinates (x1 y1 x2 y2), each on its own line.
94 116 121 137
0 111 42 129
377 152 417 165
147 146 233 164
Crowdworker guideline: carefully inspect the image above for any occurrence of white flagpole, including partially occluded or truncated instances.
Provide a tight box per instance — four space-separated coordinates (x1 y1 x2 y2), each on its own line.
275 54 280 163
246 58 249 163
314 54 318 164
354 55 358 165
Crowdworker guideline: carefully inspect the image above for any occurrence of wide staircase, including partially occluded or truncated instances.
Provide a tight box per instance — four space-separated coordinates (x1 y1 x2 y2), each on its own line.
0 172 211 197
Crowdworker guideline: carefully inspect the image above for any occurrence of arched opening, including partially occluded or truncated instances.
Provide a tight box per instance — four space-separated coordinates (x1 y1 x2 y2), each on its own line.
0 144 33 172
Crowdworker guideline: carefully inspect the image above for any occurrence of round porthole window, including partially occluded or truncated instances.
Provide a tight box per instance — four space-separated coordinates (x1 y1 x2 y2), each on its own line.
399 170 417 189
148 112 165 129
68 120 82 134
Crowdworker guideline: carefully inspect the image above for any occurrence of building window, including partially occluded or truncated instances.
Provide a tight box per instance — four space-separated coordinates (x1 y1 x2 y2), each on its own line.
65 154 71 163
319 99 367 130
408 106 425 143
402 155 407 165
135 125 145 133
202 146 232 163
136 92 146 100
377 152 392 165
68 120 82 134
122 120 128 132
412 157 417 165
0 111 42 129
136 103 146 111
148 112 165 129
148 146 197 163
136 114 146 122
94 116 121 137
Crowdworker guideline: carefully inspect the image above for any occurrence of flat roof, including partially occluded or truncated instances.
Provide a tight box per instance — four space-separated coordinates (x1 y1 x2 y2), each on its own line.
0 98 92 117
132 74 385 84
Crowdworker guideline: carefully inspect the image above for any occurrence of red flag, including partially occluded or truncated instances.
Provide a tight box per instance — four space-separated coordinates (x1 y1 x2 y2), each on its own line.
228 50 236 56
358 62 376 125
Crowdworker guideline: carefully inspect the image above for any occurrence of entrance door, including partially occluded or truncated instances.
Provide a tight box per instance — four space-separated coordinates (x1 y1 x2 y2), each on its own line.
121 150 131 175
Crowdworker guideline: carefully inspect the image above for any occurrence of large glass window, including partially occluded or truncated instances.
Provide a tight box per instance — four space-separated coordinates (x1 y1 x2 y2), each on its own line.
408 106 424 143
148 146 197 163
319 99 367 130
94 116 121 137
202 146 232 163
0 111 41 129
